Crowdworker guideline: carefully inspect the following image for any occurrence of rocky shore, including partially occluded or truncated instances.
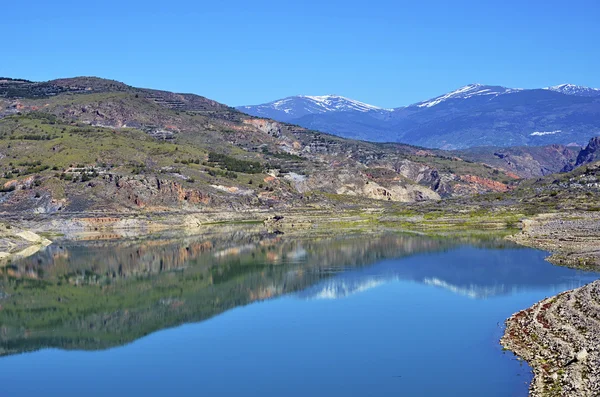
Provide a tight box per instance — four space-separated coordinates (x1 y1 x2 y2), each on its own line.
502 212 600 396
502 280 600 396
0 223 52 264
508 212 600 269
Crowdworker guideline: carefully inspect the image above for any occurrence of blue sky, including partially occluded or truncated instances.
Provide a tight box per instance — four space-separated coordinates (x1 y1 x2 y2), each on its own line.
2 0 598 107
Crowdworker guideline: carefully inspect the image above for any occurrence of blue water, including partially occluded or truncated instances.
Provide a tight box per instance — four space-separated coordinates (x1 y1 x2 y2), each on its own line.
0 236 598 397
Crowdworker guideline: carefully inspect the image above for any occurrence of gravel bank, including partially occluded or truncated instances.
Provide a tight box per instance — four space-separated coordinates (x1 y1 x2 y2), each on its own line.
502 280 600 396
508 213 600 269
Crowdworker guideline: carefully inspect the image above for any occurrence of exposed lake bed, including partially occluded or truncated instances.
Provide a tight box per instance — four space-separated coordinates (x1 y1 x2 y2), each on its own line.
1 230 598 396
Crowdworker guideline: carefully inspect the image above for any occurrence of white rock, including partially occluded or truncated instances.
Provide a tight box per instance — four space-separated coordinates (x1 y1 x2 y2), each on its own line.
577 349 589 362
15 231 43 243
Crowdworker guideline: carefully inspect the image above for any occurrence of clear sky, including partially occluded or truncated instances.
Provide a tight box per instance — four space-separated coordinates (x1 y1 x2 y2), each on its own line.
1 0 598 108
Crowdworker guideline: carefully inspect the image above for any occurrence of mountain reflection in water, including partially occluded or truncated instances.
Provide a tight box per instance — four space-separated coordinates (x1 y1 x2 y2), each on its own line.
0 230 595 357
297 243 592 300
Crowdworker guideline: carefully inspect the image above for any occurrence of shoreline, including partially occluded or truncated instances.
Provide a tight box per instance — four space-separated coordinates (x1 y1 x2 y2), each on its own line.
0 206 516 259
507 212 600 270
3 208 599 264
502 213 600 396
0 224 52 265
501 281 600 396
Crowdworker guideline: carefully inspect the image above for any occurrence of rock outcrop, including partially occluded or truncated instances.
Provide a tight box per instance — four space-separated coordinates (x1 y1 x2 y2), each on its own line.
562 137 600 172
502 280 600 396
574 137 600 168
0 224 52 263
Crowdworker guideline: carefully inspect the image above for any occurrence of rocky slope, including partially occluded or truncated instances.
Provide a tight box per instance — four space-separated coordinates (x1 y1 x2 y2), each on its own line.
457 144 580 178
563 137 600 171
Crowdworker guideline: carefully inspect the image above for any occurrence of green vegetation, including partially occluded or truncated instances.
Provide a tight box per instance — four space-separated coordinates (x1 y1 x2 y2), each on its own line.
0 114 209 188
206 167 238 179
261 147 305 161
207 152 263 174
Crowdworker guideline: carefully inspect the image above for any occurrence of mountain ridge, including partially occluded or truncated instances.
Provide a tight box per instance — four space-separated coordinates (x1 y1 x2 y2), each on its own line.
544 83 600 97
237 94 390 122
238 83 600 149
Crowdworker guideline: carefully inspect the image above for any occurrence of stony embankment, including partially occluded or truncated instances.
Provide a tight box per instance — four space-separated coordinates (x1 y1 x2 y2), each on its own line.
0 224 52 264
508 212 600 269
503 212 600 396
502 280 600 396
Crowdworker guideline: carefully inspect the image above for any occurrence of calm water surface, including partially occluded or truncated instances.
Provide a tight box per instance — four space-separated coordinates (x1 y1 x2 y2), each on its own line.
0 231 598 397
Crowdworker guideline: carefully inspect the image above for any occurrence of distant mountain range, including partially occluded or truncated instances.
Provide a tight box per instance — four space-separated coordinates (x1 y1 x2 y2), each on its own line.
238 83 600 149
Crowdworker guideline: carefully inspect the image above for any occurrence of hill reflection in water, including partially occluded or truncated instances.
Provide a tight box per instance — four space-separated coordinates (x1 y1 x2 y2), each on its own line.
0 230 595 357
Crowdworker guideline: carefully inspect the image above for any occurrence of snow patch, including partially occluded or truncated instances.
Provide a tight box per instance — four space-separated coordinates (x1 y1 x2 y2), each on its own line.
299 94 386 113
415 84 521 108
531 130 561 136
544 83 600 96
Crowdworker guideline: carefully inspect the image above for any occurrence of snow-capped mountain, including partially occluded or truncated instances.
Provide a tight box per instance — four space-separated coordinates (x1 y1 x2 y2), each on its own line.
544 84 600 97
299 95 386 112
237 83 600 149
412 83 523 108
237 94 389 122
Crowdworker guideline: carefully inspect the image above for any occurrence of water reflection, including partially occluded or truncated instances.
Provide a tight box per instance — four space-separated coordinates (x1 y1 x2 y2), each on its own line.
0 230 594 357
298 244 592 300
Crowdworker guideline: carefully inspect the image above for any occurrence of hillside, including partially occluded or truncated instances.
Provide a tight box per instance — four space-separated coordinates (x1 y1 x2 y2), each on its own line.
0 77 525 217
238 84 600 149
456 144 579 178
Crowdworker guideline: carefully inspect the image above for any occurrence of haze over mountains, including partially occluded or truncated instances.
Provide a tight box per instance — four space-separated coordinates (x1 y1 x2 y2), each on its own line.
238 83 600 149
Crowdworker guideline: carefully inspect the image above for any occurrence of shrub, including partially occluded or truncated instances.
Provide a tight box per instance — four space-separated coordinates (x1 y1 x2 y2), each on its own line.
0 185 16 193
207 152 263 174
